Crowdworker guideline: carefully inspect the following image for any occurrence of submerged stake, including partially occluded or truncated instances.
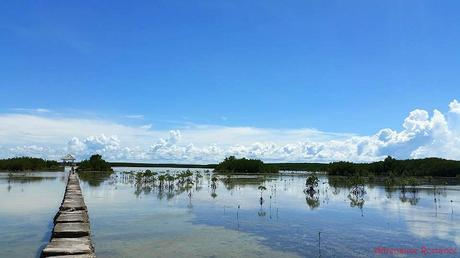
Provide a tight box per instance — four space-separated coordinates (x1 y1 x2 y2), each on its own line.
318 231 321 257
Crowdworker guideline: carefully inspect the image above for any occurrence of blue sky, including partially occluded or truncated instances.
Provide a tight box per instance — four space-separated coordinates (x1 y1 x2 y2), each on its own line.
1 1 460 162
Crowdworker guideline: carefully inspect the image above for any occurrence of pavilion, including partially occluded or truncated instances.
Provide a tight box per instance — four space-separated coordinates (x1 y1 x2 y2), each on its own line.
61 154 76 166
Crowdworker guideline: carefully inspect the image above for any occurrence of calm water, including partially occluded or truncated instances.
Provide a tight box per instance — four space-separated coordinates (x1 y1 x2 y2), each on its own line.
0 168 459 257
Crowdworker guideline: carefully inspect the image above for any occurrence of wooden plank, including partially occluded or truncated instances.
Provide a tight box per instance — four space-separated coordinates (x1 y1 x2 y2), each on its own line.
62 199 85 205
63 196 84 202
62 198 85 204
42 237 93 256
55 211 89 223
64 196 84 201
53 223 90 238
61 200 86 206
65 193 83 198
67 186 81 191
48 255 96 258
42 173 96 258
60 201 86 211
65 190 82 195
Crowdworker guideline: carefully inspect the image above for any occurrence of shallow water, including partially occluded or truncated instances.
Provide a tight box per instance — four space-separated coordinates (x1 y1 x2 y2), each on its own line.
0 171 66 257
1 168 459 257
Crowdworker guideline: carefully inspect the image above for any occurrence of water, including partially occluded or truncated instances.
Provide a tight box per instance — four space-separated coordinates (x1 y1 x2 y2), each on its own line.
1 168 459 257
0 171 67 257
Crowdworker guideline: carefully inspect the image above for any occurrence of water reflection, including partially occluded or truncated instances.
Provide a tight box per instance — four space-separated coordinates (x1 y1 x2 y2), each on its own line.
99 171 460 256
1 169 459 258
0 171 66 258
306 195 320 210
78 171 114 187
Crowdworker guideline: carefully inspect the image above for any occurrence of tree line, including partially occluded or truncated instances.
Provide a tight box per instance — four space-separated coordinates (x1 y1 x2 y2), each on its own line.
327 156 460 177
215 156 279 174
77 154 113 172
1 155 459 177
0 157 61 171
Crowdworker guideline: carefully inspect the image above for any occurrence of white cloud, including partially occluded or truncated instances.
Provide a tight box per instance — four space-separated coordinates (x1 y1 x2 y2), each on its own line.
12 108 51 113
1 100 460 163
140 124 152 130
448 99 460 114
125 114 144 119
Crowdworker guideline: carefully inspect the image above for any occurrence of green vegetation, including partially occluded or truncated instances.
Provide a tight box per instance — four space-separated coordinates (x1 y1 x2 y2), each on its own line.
120 169 206 199
215 156 279 174
328 156 460 177
0 157 61 171
77 154 113 172
93 157 460 177
305 173 319 195
110 162 215 168
304 174 320 209
267 162 328 171
110 161 327 171
78 170 114 186
258 185 267 198
306 174 319 188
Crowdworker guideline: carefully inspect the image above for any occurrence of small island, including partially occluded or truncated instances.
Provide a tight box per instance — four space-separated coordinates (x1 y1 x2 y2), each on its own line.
0 157 61 172
77 154 113 172
214 156 279 174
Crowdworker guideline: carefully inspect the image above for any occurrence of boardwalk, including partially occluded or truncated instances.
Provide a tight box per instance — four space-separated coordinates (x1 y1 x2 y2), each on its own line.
41 172 95 258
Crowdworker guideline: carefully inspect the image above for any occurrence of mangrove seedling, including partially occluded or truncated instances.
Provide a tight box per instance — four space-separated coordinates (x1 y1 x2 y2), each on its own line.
211 176 218 189
305 174 319 196
158 175 166 188
258 185 267 199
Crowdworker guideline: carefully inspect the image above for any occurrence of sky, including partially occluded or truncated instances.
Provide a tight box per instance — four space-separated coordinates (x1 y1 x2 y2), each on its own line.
1 1 460 163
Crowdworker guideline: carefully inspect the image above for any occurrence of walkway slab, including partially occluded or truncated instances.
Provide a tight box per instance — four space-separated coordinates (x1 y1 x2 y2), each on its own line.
63 196 84 202
67 186 81 191
53 223 90 238
55 211 89 223
50 255 96 258
66 190 82 195
60 200 87 211
42 237 93 256
42 172 95 257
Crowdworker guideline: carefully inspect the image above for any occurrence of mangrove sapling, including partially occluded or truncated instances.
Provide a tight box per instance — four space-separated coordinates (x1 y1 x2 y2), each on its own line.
399 190 419 206
399 177 410 193
211 176 218 189
305 174 319 195
349 176 366 197
348 193 365 216
407 177 418 193
185 181 194 195
258 185 267 199
158 175 166 189
211 191 218 199
347 176 367 216
166 174 175 190
224 175 232 184
306 195 320 210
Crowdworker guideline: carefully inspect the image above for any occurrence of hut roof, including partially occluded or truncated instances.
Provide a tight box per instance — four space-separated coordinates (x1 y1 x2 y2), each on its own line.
62 154 76 161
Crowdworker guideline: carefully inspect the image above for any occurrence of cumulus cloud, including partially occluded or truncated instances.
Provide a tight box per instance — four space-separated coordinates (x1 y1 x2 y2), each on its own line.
1 100 460 163
448 99 460 114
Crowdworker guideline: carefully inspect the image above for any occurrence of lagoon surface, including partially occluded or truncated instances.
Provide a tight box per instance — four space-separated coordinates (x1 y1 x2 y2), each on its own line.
1 168 459 257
